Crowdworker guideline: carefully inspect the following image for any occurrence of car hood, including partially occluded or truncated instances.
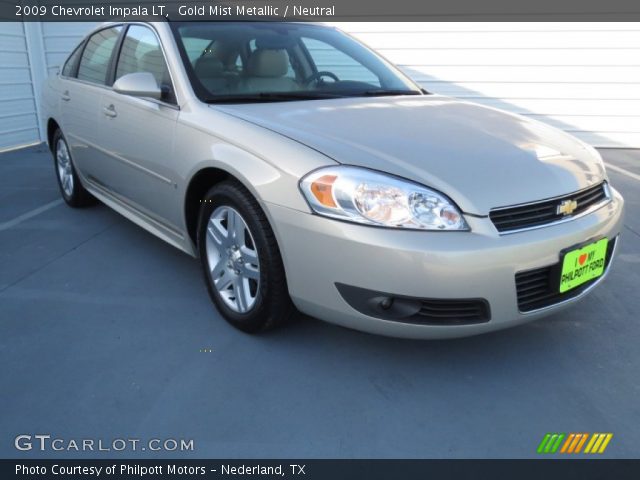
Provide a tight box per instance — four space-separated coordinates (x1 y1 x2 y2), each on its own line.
215 95 606 215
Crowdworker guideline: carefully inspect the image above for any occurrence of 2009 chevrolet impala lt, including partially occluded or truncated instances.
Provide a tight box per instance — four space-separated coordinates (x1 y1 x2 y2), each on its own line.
41 21 624 338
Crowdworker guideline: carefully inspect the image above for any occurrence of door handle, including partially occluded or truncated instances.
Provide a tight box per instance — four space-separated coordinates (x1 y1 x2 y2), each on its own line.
102 104 117 118
61 91 70 102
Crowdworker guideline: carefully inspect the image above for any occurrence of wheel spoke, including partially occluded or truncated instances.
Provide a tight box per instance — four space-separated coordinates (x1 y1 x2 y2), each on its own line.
241 263 260 280
210 257 226 279
214 268 233 292
226 210 244 245
240 246 258 264
207 218 228 248
234 277 249 312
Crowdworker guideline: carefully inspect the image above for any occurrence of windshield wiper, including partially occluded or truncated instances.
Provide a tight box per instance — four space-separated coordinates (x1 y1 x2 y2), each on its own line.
360 89 424 97
204 91 347 104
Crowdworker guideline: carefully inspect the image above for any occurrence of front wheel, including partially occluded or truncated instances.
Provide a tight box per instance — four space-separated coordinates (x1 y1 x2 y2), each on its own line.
197 181 296 333
52 129 95 208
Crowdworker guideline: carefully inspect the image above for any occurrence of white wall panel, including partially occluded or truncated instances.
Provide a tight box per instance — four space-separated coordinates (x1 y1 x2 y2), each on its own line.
1 22 639 150
334 22 640 147
41 22 98 74
0 23 39 150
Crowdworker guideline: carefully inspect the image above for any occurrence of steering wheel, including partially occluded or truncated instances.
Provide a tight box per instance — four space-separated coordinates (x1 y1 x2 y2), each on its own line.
304 71 340 87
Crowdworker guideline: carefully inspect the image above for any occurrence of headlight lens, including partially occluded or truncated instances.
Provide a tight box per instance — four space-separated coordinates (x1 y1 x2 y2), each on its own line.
300 166 468 230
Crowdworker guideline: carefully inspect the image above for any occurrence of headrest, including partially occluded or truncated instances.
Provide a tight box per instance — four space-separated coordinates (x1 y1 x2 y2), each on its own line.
194 56 224 78
247 49 289 78
255 35 295 50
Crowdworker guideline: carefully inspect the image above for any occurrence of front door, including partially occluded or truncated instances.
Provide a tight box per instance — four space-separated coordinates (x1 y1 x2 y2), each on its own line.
98 24 181 231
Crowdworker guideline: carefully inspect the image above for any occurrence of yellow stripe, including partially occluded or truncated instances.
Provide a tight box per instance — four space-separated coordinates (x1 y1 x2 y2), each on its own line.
574 433 589 453
590 434 606 454
597 434 613 454
561 434 575 453
584 434 599 453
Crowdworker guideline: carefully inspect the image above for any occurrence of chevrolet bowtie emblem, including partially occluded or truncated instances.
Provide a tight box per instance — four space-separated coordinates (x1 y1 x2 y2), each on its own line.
557 199 578 216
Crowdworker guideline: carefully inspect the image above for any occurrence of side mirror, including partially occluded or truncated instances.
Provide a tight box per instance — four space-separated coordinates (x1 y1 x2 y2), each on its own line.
113 72 161 100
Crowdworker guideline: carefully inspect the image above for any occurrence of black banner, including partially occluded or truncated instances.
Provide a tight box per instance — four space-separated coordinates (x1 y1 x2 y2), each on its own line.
4 0 640 21
4 460 640 480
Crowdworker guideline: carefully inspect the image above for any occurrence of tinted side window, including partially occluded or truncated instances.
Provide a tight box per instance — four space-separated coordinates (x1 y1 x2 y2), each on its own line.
62 43 83 77
77 26 122 85
301 37 380 87
116 26 170 85
115 25 174 102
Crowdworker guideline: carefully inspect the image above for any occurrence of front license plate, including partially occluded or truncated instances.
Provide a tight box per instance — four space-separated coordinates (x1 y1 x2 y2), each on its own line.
559 238 609 293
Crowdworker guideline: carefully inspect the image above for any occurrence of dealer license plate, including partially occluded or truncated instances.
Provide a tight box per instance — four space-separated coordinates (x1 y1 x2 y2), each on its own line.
559 238 608 293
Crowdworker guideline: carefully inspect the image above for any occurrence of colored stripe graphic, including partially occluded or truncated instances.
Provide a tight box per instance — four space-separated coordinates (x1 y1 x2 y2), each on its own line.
585 433 614 454
598 434 613 453
550 434 565 453
537 433 565 453
574 433 589 453
584 434 599 453
540 433 613 454
537 434 552 454
561 433 580 453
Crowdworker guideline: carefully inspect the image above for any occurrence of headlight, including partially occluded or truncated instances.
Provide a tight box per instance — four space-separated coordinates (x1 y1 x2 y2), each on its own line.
300 166 468 230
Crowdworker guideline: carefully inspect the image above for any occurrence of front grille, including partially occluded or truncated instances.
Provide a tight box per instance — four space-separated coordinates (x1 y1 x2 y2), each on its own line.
416 299 490 325
515 237 616 313
490 183 609 233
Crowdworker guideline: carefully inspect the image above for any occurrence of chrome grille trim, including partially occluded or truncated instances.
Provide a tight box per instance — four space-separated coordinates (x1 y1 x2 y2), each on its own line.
490 182 611 235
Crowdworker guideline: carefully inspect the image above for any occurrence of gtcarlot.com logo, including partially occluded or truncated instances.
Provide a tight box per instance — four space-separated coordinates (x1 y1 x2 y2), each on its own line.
15 435 194 452
537 433 613 454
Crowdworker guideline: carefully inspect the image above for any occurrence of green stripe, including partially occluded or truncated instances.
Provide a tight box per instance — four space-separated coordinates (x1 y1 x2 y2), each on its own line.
550 433 566 453
537 434 552 454
544 434 558 453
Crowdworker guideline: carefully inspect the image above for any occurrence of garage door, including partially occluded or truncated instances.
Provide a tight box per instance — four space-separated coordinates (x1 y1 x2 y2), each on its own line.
0 22 98 152
334 22 640 148
1 22 639 150
0 23 40 151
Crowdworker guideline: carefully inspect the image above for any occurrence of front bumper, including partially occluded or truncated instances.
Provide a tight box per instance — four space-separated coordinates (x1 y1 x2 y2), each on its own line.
267 187 624 339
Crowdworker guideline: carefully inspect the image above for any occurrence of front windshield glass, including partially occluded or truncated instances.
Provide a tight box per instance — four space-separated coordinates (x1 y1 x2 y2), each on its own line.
170 22 423 102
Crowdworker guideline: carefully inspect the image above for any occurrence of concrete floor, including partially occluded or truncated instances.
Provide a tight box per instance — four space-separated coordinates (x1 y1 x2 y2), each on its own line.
1 144 639 459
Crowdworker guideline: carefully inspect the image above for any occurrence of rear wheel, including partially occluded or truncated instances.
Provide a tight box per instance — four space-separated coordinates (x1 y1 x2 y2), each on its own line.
197 181 295 333
52 129 95 208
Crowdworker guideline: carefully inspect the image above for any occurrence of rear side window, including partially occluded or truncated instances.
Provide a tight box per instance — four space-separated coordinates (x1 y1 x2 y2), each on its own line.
77 26 122 85
62 44 83 77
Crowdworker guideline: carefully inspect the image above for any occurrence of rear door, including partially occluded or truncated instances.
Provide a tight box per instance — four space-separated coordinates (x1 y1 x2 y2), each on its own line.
98 24 181 230
59 25 123 181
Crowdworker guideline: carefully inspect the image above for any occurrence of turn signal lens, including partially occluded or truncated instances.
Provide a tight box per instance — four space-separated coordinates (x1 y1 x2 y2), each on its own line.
300 166 468 231
310 175 338 208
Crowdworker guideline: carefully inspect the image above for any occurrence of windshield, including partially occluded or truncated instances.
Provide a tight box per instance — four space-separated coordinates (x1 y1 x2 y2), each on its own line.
170 22 423 103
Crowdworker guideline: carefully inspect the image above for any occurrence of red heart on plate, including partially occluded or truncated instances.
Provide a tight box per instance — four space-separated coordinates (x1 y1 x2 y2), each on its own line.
578 253 588 265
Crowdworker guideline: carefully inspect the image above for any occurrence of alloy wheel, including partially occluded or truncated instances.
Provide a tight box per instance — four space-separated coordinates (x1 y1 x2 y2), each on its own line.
205 206 260 313
56 138 74 197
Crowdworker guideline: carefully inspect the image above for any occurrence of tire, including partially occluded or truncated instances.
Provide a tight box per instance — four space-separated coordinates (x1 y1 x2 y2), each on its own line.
52 129 96 208
197 180 296 333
